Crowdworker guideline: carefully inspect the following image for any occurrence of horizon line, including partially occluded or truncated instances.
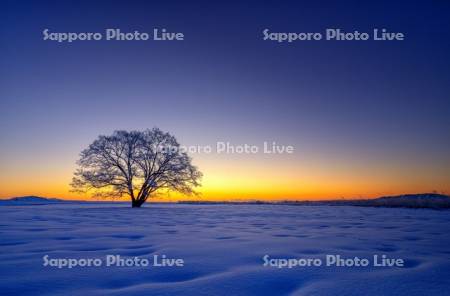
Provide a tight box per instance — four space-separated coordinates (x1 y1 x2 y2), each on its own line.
1 192 448 202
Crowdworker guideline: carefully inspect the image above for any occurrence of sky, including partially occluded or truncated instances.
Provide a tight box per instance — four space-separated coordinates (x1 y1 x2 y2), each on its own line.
1 0 450 201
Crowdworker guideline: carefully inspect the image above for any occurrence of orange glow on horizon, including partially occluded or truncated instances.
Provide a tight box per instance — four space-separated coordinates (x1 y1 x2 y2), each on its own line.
1 150 449 201
1 166 448 201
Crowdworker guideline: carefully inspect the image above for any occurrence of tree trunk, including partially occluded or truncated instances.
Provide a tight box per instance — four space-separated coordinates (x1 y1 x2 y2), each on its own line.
132 199 144 208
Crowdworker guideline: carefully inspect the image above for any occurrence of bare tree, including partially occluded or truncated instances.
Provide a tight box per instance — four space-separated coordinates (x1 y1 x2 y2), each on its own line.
71 128 202 207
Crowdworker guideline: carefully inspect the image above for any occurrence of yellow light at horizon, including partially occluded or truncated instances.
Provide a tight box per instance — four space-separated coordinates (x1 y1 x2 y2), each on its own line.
1 152 449 200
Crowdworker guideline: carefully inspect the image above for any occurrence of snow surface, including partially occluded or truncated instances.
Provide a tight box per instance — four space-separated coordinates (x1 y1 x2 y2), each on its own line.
0 203 449 295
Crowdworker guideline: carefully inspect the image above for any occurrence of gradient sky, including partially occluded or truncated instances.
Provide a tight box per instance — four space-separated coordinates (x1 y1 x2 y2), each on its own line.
1 0 450 200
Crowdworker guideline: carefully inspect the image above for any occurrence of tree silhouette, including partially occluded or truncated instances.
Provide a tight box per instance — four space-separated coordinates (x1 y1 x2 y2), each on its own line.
71 128 202 207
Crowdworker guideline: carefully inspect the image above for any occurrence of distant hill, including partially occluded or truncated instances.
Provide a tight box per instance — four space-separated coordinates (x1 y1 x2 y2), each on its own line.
366 193 450 208
302 193 450 209
376 193 449 201
1 196 64 204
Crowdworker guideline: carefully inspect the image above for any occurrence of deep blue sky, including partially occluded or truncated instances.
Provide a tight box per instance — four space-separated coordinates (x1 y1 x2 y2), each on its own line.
1 0 449 199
